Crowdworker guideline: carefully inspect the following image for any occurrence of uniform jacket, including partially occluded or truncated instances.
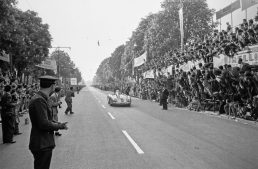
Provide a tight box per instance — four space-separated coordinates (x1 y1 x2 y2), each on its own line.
65 90 74 103
0 92 16 117
28 91 63 152
161 88 169 101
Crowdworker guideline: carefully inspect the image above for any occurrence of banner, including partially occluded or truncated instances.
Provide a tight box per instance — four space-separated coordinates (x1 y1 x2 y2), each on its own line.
134 52 146 67
214 52 258 68
70 78 77 85
241 0 258 10
167 65 173 75
179 6 184 51
216 0 240 20
213 54 226 68
36 58 57 71
0 51 10 62
143 69 154 79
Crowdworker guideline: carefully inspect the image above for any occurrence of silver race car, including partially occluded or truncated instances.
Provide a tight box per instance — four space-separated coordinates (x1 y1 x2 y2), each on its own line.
107 89 131 106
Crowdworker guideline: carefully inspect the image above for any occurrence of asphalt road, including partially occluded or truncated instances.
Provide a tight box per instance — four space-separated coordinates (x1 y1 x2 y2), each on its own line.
0 86 258 169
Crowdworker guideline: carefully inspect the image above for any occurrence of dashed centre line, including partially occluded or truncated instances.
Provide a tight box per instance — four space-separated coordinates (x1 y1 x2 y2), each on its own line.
102 105 106 109
107 112 115 119
122 130 144 154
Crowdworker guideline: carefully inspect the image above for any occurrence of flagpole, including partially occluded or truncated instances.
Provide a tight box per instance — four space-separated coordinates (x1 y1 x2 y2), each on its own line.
179 0 184 53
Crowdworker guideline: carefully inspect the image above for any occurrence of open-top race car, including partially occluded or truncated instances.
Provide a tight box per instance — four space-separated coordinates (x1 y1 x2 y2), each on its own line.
107 89 131 106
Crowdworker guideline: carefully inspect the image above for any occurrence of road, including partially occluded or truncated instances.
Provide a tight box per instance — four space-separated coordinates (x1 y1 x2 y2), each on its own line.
0 86 258 169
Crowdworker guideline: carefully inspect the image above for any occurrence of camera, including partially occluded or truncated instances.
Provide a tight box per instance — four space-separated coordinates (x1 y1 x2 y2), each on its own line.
58 101 62 108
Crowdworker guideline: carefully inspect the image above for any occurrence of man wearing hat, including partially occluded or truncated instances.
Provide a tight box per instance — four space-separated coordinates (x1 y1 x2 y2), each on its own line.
28 75 68 169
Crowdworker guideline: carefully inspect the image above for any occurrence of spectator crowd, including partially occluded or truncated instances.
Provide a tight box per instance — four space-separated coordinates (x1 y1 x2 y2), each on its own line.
97 17 258 122
0 68 74 144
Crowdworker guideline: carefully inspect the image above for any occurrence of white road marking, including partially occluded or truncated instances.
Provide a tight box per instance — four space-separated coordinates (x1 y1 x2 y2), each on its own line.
122 130 144 154
107 112 115 119
102 105 106 109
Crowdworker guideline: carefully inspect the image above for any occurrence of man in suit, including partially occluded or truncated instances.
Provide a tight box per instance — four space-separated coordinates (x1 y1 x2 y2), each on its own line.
49 87 62 136
65 87 75 114
28 75 68 169
161 85 169 110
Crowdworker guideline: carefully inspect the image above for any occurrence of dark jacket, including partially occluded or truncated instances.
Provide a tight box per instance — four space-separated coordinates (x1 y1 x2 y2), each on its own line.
28 91 63 152
65 90 74 103
0 92 16 117
161 88 169 101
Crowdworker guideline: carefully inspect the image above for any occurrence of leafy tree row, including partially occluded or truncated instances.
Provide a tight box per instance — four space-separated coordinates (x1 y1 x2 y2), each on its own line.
0 0 51 77
50 50 82 83
95 0 215 85
0 0 82 83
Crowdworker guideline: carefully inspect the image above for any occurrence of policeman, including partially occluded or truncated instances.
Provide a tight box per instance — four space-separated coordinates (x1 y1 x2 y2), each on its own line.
28 75 68 169
65 87 75 115
161 85 169 110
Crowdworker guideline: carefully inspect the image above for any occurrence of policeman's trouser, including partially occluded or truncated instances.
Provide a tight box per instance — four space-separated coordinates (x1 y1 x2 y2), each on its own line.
65 101 72 114
31 150 53 169
162 99 168 110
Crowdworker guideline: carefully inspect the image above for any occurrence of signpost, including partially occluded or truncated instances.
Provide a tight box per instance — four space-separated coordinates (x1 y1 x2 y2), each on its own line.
70 78 77 86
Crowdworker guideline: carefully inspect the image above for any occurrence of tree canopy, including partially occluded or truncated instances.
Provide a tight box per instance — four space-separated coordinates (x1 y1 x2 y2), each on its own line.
95 0 215 85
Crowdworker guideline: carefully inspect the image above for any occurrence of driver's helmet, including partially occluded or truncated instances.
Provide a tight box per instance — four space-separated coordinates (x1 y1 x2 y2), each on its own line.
115 89 120 95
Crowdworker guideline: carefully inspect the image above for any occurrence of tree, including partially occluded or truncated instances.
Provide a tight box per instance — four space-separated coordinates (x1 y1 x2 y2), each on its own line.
0 8 52 76
50 50 74 78
109 45 124 80
161 0 215 41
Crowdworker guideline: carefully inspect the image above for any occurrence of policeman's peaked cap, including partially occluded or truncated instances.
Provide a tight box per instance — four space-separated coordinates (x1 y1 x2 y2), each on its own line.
39 75 58 86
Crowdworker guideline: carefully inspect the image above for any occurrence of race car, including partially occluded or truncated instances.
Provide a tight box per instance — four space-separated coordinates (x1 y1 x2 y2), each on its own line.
107 89 131 106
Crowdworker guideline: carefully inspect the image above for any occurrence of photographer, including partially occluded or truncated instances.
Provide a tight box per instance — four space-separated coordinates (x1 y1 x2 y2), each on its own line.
49 87 62 136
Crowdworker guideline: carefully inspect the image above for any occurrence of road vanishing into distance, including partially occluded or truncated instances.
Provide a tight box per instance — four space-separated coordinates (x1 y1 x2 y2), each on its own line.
0 86 258 169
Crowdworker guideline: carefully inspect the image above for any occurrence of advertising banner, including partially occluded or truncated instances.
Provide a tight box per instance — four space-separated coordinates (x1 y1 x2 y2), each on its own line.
214 51 258 68
70 78 77 85
216 0 240 20
134 52 146 67
213 54 226 68
0 51 10 62
36 58 57 71
143 69 154 79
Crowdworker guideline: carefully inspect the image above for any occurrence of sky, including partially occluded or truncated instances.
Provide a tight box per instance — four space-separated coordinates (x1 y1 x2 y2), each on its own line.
16 0 258 81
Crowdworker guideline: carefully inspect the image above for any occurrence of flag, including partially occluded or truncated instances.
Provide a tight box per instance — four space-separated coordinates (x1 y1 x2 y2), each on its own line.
134 52 147 67
179 5 184 52
241 0 258 10
0 51 10 62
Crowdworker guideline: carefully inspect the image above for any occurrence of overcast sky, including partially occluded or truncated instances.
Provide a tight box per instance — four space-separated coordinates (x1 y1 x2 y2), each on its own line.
17 0 257 81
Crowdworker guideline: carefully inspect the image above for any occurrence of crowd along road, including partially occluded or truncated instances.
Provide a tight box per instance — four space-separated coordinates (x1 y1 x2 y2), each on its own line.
0 86 258 169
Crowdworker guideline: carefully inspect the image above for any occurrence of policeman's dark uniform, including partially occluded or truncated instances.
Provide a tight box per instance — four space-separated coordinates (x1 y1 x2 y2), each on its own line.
29 76 66 169
1 85 17 143
65 87 75 114
161 86 169 110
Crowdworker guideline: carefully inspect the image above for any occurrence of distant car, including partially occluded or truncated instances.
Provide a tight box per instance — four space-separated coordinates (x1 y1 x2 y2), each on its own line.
107 90 131 106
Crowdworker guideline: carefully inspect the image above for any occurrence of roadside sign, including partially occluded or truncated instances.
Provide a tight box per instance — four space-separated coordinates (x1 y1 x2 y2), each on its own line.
70 78 77 85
